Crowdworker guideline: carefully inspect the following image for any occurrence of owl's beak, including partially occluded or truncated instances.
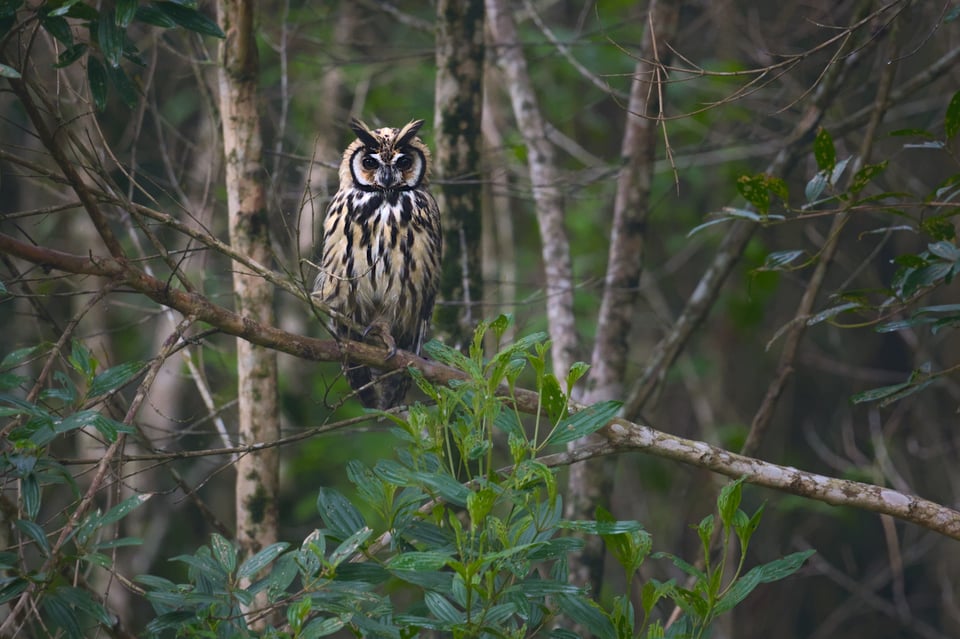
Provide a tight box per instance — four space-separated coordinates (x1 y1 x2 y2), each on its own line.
375 166 398 189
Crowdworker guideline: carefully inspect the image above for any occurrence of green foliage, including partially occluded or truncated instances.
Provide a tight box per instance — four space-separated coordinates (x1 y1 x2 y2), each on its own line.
117 319 810 637
0 0 224 110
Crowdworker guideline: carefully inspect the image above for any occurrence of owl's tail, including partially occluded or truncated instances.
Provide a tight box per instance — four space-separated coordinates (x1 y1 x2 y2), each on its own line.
344 364 411 410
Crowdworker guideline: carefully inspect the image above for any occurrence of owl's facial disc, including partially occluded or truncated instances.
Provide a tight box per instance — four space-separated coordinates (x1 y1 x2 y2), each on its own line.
350 146 425 191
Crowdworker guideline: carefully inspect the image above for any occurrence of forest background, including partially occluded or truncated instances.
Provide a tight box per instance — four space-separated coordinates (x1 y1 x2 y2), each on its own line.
2 0 960 637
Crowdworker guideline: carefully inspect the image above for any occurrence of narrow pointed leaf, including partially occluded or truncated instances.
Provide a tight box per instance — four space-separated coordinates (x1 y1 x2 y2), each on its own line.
544 400 621 446
237 542 288 579
153 1 224 38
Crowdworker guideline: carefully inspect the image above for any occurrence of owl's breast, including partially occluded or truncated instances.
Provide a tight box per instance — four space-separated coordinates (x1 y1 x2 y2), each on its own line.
317 189 440 345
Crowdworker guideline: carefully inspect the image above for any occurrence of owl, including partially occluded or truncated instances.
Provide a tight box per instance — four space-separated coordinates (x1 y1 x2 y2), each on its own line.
313 118 442 410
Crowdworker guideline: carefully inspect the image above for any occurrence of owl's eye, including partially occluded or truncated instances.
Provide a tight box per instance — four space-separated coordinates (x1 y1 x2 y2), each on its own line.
361 156 378 170
396 155 413 171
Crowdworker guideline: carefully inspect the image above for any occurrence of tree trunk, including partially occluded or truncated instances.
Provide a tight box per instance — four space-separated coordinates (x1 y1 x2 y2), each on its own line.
566 0 681 594
216 0 279 627
485 0 577 377
434 0 484 346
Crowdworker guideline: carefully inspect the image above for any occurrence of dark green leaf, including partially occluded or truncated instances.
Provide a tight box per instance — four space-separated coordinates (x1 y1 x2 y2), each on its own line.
54 586 115 627
237 542 288 579
540 373 566 422
97 12 125 67
0 0 22 18
301 616 347 639
888 127 934 138
849 161 888 194
737 174 771 214
559 518 644 535
813 127 836 171
317 486 366 539
15 519 50 555
43 595 83 639
411 470 469 506
0 577 29 604
806 302 859 326
134 4 176 27
328 527 371 566
209 533 236 572
153 1 224 38
387 550 450 572
946 90 960 139
87 57 108 110
21 473 40 519
68 340 96 378
54 42 88 68
717 550 814 613
40 13 72 45
88 360 145 397
105 60 139 108
544 400 620 447
94 536 142 550
115 0 137 26
554 593 615 639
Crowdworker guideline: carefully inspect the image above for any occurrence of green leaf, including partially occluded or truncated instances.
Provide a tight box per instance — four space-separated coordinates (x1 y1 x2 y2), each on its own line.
88 360 145 397
115 0 137 26
554 593 616 639
43 594 83 639
0 62 19 78
387 550 450 572
301 616 348 639
21 473 40 519
544 400 620 447
68 340 97 378
540 373 566 422
806 302 860 326
849 161 888 195
327 526 370 566
210 533 237 573
153 1 224 38
105 62 139 108
237 542 288 579
97 11 125 66
716 549 814 613
0 0 22 18
559 518 645 535
15 519 50 555
1 345 41 370
804 171 828 203
0 577 29 605
813 127 836 171
40 13 73 45
736 174 771 214
761 249 804 271
423 591 464 625
317 487 366 540
54 586 115 627
100 493 153 526
946 90 960 139
717 477 744 527
54 42 88 68
87 57 108 111
134 4 176 27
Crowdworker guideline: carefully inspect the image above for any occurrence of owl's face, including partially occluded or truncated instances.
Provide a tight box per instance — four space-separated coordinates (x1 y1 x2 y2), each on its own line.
343 119 430 192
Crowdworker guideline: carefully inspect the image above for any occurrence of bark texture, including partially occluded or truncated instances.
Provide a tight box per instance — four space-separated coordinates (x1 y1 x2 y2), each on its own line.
434 0 484 345
485 0 578 377
217 0 279 623
566 0 681 595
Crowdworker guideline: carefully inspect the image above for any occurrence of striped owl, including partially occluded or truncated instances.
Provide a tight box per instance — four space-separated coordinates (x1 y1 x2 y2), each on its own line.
313 118 442 409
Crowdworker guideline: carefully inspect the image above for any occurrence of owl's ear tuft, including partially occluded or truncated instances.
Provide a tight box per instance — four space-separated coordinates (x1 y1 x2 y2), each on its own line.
396 119 425 147
349 118 379 148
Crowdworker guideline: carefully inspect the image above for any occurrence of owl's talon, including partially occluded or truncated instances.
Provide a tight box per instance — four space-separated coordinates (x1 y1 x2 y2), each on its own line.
363 321 398 359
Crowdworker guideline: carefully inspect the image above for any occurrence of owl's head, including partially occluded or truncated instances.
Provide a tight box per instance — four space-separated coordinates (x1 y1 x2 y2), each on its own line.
342 118 431 191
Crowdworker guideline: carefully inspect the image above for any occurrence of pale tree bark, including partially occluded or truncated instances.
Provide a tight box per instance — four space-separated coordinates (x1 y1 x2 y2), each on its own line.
217 0 279 626
485 0 577 376
434 0 484 346
565 0 681 594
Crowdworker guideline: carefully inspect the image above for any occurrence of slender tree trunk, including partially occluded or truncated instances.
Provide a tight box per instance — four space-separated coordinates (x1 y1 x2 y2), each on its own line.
485 0 577 376
217 0 279 626
434 0 484 345
565 0 681 594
